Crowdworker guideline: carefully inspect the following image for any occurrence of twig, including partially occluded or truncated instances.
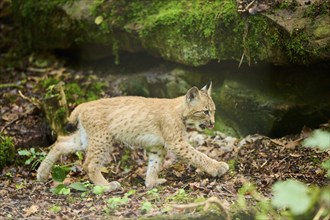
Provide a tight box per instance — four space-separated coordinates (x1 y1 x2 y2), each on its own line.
18 90 41 108
0 117 20 134
324 213 330 220
313 206 325 220
0 83 23 89
238 52 245 68
27 67 52 73
171 196 229 220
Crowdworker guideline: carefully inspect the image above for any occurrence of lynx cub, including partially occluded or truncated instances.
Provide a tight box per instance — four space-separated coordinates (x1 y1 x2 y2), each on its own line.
37 82 229 190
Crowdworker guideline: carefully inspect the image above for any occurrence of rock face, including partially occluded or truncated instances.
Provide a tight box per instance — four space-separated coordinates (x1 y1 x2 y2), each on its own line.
217 65 330 137
12 0 330 66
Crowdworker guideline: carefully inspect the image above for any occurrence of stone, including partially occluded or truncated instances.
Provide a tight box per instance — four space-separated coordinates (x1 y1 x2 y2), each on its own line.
11 0 330 66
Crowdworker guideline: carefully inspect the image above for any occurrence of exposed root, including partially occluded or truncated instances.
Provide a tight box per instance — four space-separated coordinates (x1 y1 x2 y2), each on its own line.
171 196 229 220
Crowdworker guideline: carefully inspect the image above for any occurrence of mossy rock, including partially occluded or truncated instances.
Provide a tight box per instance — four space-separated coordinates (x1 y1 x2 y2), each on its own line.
11 0 330 66
217 67 330 137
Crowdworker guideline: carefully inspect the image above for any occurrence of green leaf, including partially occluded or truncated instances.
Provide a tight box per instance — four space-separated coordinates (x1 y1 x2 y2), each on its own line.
69 182 88 192
322 159 330 170
59 187 71 195
140 201 152 214
49 205 61 213
321 188 330 205
75 151 84 161
107 196 129 209
303 129 330 151
94 16 104 25
125 189 136 197
322 159 330 178
272 179 312 215
18 150 31 156
25 158 33 165
92 185 107 195
50 184 66 195
51 166 70 182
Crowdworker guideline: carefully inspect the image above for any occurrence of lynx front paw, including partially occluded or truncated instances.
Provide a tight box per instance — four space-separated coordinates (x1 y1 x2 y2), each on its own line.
37 163 52 182
37 171 49 182
208 161 229 177
145 178 167 189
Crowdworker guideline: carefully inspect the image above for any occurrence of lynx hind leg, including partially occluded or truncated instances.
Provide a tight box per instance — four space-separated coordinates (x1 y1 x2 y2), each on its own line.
145 146 167 188
83 140 121 191
37 132 82 182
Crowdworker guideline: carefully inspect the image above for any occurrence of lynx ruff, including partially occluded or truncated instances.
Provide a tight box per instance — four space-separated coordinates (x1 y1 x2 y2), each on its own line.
37 82 229 191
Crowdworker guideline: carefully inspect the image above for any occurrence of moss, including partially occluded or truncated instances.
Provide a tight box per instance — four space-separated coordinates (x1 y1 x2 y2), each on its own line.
0 135 15 171
277 0 299 10
245 16 286 63
285 32 311 64
12 0 78 52
122 0 241 65
14 0 328 65
304 2 330 18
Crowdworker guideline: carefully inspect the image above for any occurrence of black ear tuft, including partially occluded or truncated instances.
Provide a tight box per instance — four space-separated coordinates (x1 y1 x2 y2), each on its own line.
186 86 200 104
201 81 212 95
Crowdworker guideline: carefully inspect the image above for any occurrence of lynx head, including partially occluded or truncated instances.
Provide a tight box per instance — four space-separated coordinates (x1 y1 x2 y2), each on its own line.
184 82 216 131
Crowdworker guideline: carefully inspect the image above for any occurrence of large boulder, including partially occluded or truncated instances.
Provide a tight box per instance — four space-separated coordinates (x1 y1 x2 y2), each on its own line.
216 66 330 136
12 0 330 66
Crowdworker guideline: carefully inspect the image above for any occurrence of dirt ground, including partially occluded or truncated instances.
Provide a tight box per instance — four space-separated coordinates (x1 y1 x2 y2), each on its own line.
0 64 329 219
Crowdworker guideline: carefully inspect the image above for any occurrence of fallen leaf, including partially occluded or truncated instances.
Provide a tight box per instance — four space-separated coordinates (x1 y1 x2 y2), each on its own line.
94 15 104 25
24 205 39 217
100 166 109 173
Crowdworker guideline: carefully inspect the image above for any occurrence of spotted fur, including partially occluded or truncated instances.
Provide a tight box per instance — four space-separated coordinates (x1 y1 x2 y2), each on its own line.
37 82 229 190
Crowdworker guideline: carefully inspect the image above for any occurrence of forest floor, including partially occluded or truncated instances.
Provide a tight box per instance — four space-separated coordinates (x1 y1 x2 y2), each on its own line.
0 62 329 219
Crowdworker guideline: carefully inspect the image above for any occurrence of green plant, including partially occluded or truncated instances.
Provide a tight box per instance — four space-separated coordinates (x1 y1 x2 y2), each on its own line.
107 190 136 210
140 201 153 214
146 188 160 201
50 181 90 195
234 182 278 219
278 0 298 10
166 188 191 203
92 185 111 195
15 180 27 190
303 129 330 151
120 148 134 171
50 184 71 195
272 179 315 215
285 32 310 63
0 135 15 170
108 196 129 209
18 147 47 170
304 2 329 18
49 205 61 213
51 164 71 182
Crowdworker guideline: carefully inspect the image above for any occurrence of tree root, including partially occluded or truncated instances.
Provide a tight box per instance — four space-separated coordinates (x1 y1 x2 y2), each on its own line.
0 83 23 89
171 196 229 220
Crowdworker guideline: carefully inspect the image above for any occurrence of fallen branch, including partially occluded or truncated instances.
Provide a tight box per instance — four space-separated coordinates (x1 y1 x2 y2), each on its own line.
237 0 257 13
171 196 229 220
0 83 23 90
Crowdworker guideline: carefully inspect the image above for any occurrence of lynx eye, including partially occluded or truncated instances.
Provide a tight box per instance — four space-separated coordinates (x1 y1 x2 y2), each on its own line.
203 110 210 115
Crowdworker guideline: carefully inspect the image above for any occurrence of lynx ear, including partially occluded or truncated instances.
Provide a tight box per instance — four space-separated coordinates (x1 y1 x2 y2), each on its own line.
186 86 200 104
201 81 212 95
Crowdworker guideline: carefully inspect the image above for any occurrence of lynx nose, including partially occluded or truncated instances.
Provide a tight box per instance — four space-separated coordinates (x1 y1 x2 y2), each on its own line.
208 121 214 129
